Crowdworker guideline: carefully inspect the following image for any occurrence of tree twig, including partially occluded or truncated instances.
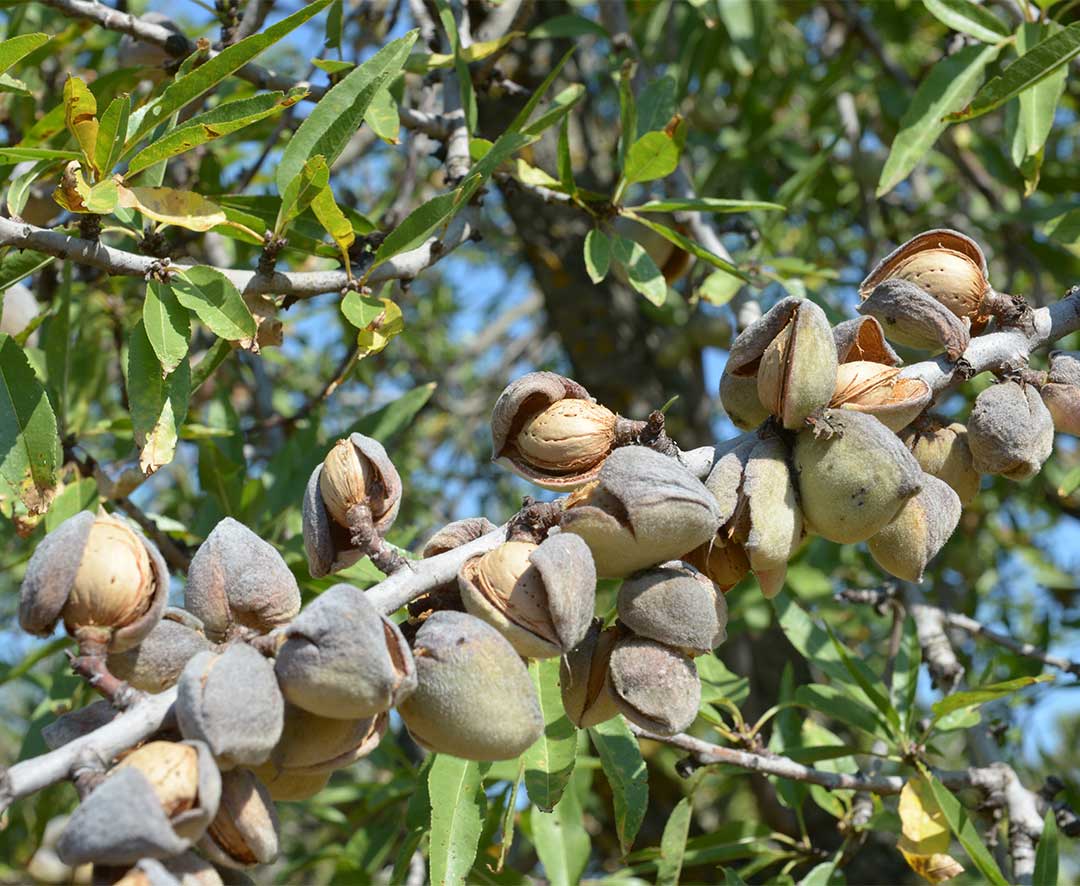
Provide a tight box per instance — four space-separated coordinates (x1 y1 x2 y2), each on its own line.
0 210 480 299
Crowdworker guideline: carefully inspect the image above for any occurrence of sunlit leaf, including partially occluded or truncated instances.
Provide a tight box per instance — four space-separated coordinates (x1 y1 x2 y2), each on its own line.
118 185 227 231
127 320 190 475
922 0 1010 44
428 755 484 886
171 267 256 341
63 77 99 176
0 333 59 514
0 33 49 75
656 796 693 886
523 659 577 812
613 233 667 306
590 717 648 854
143 281 190 375
584 229 611 284
622 130 680 184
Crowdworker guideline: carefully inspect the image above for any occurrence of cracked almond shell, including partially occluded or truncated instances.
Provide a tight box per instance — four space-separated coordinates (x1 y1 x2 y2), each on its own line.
491 371 610 490
868 474 961 582
859 229 991 332
617 563 727 654
258 703 387 776
559 620 620 728
900 419 980 505
176 644 284 770
967 381 1054 480
197 768 279 870
793 409 923 543
275 582 416 718
458 533 595 659
606 636 701 736
397 611 543 761
832 316 901 366
302 434 402 578
19 511 169 653
830 360 932 432
57 740 221 866
184 518 300 642
858 279 970 360
560 446 722 577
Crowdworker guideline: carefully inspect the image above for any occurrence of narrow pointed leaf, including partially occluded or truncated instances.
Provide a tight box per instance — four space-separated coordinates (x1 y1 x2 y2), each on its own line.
922 0 1010 44
428 756 484 886
64 77 99 176
171 266 256 341
0 33 49 75
530 787 589 886
1011 23 1068 166
628 198 784 214
584 229 611 283
590 717 648 854
0 334 59 513
613 234 666 306
876 42 1001 196
624 213 747 278
1033 809 1058 886
127 0 332 145
128 321 190 474
117 185 227 232
656 796 693 886
143 281 190 375
95 95 130 177
276 29 418 193
948 23 1080 122
523 659 577 812
930 675 1052 723
922 771 1010 886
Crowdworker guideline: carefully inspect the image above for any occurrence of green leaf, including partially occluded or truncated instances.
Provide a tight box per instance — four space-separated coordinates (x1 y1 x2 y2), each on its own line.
170 266 256 341
656 796 693 886
624 213 747 278
876 42 1002 196
589 717 648 854
698 270 742 307
127 321 190 474
510 47 576 134
277 155 330 230
930 675 1053 723
798 860 839 886
127 0 333 146
45 476 98 532
794 684 890 738
826 623 899 734
1011 23 1068 167
1046 210 1080 246
637 71 679 137
95 95 130 178
530 788 590 886
325 0 344 49
312 186 356 260
364 87 400 144
428 756 485 886
126 91 300 177
922 0 1010 44
617 64 637 173
522 84 586 138
276 29 418 194
697 653 749 705
346 382 436 441
523 659 578 812
623 131 680 184
557 117 574 195
922 771 1010 886
143 281 190 375
0 250 53 292
64 76 99 176
948 23 1080 122
584 229 611 283
1033 809 1058 886
0 147 80 163
435 0 476 134
528 14 609 40
891 615 921 736
613 234 667 306
0 33 48 75
0 333 59 513
627 198 784 214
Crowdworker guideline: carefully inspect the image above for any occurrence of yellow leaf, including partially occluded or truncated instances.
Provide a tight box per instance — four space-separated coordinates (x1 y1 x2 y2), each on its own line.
898 778 951 856
53 161 116 214
117 184 227 232
897 778 965 884
899 849 965 883
513 157 561 188
356 297 404 358
64 76 99 176
312 186 355 251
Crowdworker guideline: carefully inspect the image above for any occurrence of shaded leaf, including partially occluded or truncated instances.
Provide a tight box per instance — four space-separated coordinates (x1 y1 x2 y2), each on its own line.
1033 808 1058 886
584 229 611 284
522 84 585 138
877 43 1001 196
948 23 1080 122
529 15 608 40
1011 23 1068 169
523 658 577 812
530 788 589 886
0 334 59 513
45 476 98 532
637 71 679 137
794 684 890 739
656 796 692 886
0 147 80 163
346 382 436 440
276 29 418 193
127 321 190 474
143 281 190 375
589 717 648 854
625 213 746 278
428 756 484 886
613 234 666 306
0 250 54 292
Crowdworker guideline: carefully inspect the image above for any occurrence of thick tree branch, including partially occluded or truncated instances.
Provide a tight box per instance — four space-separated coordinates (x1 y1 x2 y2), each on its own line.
0 210 479 298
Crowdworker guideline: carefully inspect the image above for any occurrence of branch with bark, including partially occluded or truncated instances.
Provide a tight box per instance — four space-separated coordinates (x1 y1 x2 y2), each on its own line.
0 210 479 299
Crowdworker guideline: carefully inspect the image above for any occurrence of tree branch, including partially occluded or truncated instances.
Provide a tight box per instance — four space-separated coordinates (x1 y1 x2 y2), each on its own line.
0 210 480 298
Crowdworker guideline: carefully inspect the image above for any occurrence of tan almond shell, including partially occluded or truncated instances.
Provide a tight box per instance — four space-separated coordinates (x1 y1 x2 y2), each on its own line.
830 361 932 432
832 317 902 366
1041 383 1080 436
858 279 971 360
859 229 990 332
491 371 591 456
967 381 1054 480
